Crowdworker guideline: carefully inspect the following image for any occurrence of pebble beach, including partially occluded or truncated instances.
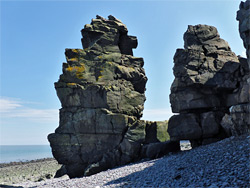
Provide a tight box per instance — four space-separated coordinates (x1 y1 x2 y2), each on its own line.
0 158 61 186
0 134 249 188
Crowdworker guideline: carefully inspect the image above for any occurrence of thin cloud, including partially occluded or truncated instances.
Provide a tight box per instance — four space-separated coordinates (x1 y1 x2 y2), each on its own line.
0 97 58 123
0 97 174 122
0 98 22 113
142 108 174 121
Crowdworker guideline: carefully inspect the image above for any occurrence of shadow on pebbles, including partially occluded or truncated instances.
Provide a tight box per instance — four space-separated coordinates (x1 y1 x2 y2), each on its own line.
9 134 250 188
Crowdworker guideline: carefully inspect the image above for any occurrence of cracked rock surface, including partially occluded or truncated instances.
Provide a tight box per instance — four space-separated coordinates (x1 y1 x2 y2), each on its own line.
48 15 179 178
221 0 250 137
169 22 250 147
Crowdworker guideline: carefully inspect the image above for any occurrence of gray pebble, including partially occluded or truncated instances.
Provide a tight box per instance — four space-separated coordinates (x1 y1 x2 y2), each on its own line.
15 134 250 188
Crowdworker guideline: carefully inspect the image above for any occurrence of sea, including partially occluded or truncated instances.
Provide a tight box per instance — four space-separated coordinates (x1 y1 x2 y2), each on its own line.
0 142 190 163
0 145 53 163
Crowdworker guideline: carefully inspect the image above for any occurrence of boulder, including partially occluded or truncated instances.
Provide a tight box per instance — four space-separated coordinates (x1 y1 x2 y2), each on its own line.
168 114 202 141
201 111 225 138
140 141 180 159
221 103 250 136
224 81 249 138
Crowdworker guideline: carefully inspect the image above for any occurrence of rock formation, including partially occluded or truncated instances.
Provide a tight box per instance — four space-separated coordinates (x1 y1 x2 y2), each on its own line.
168 24 249 147
49 2 250 177
48 15 179 178
237 0 250 68
221 0 250 136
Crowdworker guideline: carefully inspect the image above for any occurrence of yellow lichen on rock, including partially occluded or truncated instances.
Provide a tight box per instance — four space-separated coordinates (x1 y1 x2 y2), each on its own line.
66 64 85 79
96 69 104 81
67 83 77 86
67 57 78 62
97 75 103 80
51 15 151 179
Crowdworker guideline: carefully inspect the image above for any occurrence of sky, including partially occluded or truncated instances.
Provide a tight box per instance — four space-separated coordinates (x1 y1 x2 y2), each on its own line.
0 0 246 145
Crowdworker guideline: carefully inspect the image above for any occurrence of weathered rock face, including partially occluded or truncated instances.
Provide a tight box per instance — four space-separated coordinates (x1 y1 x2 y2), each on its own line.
220 0 250 136
48 15 179 178
168 24 249 146
170 25 241 113
237 0 250 69
221 103 250 136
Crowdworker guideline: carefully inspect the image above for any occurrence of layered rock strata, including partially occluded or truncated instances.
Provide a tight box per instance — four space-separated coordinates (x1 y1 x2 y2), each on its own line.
221 0 250 136
237 0 250 68
48 15 179 178
168 24 249 147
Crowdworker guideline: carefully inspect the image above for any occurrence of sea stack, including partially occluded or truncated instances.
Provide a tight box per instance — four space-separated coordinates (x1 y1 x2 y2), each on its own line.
237 0 250 68
168 24 249 147
48 15 179 178
221 0 250 136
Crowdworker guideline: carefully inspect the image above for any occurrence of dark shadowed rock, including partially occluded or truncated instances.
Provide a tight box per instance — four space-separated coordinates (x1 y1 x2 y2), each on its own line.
145 120 169 143
221 103 250 136
54 165 67 178
201 111 224 138
168 114 202 141
237 0 250 68
221 0 250 136
140 141 180 159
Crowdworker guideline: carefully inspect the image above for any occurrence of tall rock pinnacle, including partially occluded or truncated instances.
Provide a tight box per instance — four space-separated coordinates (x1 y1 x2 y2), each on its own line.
48 15 178 178
168 24 249 147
